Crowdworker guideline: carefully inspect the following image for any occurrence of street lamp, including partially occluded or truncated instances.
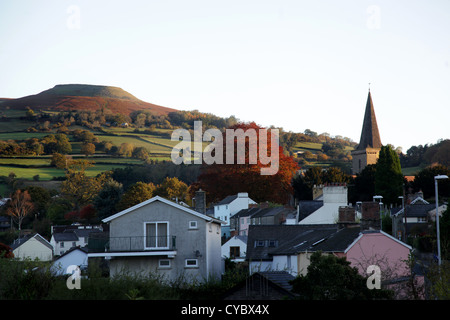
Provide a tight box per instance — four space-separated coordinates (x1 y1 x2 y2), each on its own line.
434 174 448 266
398 196 405 240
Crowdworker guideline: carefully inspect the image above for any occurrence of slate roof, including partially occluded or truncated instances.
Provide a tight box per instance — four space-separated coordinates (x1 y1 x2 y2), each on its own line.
52 231 79 242
10 233 53 251
404 204 436 217
356 91 382 150
258 271 295 292
246 224 362 261
392 203 436 217
297 200 324 221
232 207 261 219
216 195 239 205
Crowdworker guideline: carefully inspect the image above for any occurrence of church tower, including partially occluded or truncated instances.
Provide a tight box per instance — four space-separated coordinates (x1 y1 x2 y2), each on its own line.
351 91 382 175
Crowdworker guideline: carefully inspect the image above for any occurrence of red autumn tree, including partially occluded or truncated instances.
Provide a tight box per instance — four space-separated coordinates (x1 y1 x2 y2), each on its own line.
192 122 299 204
0 242 14 258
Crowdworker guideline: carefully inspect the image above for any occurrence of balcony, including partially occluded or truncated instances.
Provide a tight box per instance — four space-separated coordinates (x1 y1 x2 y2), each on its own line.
88 236 177 258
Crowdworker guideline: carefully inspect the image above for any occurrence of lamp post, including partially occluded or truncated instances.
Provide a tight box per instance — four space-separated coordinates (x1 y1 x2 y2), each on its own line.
434 174 448 266
398 195 405 241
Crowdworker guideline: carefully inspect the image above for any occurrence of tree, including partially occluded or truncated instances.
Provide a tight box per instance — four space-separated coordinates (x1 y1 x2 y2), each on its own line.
116 182 156 211
0 243 14 259
81 142 96 157
93 179 123 220
353 164 377 202
290 251 393 300
375 145 404 206
50 152 72 169
118 142 135 157
6 189 35 237
154 177 189 202
60 160 110 210
413 164 450 199
193 122 299 204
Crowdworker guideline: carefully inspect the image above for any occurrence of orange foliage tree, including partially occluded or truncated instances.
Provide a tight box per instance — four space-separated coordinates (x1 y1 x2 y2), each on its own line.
192 122 299 204
6 189 34 237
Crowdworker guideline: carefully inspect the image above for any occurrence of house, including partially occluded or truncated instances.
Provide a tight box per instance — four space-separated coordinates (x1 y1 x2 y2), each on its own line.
298 183 349 224
0 216 11 232
230 205 296 236
88 196 224 283
222 271 296 300
391 195 446 241
51 246 88 276
50 224 103 256
10 233 53 261
221 235 247 262
230 207 260 236
246 202 417 298
213 193 256 238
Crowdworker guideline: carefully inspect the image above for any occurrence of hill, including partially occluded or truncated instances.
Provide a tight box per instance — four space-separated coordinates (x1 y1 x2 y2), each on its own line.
0 84 176 116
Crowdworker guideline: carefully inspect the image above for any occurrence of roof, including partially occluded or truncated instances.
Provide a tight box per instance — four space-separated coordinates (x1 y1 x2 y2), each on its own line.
225 235 248 244
216 195 239 205
10 233 53 251
297 200 324 220
103 195 223 224
222 271 297 299
404 204 436 217
232 207 295 220
345 230 412 253
258 271 295 292
246 224 361 261
55 246 88 260
356 91 382 150
53 231 79 242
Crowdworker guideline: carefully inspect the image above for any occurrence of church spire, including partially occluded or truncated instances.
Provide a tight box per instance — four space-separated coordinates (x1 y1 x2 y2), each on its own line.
357 91 382 150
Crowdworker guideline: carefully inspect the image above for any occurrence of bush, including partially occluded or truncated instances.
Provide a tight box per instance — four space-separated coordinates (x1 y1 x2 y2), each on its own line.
0 259 56 299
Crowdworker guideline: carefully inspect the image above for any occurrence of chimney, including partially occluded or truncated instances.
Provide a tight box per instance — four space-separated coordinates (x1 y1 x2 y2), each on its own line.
360 202 381 231
259 201 269 209
194 189 206 214
338 206 357 229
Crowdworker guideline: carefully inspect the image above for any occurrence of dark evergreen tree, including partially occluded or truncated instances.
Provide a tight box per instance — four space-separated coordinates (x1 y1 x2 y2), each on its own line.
375 145 404 206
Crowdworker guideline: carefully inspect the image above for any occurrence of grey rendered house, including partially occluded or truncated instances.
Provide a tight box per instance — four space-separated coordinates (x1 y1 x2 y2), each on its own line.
88 196 224 283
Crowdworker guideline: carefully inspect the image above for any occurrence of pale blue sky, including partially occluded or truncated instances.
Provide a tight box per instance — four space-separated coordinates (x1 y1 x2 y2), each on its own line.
1 0 449 151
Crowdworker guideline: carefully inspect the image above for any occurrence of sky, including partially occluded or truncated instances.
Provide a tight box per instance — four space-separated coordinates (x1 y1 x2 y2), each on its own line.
1 0 449 151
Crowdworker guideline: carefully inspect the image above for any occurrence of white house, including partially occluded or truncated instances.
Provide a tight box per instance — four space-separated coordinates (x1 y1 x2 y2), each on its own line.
214 193 257 225
50 224 103 256
221 235 247 262
214 193 256 238
11 233 53 261
51 247 88 276
298 184 348 225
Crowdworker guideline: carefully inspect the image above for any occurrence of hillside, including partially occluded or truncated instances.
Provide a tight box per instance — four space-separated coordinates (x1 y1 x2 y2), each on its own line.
0 84 176 116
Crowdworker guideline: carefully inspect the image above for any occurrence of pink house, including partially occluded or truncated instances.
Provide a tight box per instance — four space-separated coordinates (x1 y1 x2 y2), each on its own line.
247 202 425 299
345 230 412 282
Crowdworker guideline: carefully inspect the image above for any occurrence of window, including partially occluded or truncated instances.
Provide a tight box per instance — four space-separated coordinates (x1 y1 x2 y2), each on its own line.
60 242 64 248
255 240 265 247
189 221 198 229
268 240 277 247
185 259 198 268
230 246 240 259
145 222 169 249
159 259 171 268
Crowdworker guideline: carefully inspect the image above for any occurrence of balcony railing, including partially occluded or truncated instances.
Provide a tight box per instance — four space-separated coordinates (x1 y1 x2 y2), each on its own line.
88 236 176 253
